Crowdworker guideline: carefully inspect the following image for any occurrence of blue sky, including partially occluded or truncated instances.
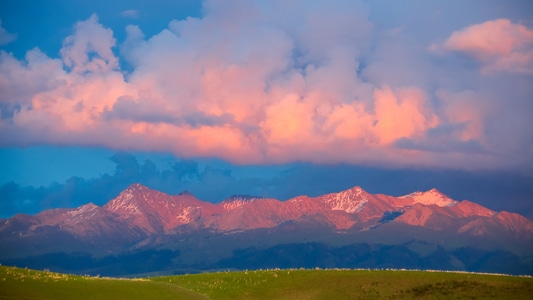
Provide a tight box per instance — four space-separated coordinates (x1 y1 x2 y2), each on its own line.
0 0 532 218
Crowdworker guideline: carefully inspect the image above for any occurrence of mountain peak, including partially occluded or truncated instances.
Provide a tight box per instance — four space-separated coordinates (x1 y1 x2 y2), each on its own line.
347 185 366 193
455 200 494 217
321 186 369 214
67 203 100 220
124 183 150 192
400 188 457 207
104 184 151 215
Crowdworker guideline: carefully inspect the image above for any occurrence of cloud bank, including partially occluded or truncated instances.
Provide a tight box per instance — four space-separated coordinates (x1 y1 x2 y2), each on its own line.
2 152 532 219
1 1 532 171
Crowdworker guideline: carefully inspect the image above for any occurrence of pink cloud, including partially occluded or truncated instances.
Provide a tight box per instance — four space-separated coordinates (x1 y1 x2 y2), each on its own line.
373 86 439 145
435 19 533 74
0 4 532 172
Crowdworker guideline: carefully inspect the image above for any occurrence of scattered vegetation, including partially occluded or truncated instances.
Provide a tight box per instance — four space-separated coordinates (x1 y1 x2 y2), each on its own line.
154 268 533 299
0 266 207 300
2 265 532 299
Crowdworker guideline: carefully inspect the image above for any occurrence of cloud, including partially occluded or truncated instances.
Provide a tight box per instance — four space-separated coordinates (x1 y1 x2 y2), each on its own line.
0 19 17 45
60 14 118 72
372 86 438 145
0 3 532 171
103 96 236 128
433 19 533 74
120 10 139 19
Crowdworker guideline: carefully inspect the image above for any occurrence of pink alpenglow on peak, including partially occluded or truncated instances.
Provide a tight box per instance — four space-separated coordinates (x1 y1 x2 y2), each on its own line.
66 203 100 219
1 183 532 256
454 200 495 218
221 195 264 211
322 186 369 214
400 188 458 207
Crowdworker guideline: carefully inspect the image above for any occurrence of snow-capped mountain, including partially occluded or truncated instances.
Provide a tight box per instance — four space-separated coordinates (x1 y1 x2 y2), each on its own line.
103 183 221 233
400 188 458 207
1 183 532 276
3 183 532 242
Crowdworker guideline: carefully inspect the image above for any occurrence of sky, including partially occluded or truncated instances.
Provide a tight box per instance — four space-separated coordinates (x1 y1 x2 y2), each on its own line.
0 0 532 219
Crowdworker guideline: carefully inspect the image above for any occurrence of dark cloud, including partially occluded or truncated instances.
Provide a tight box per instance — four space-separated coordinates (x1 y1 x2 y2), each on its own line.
104 97 236 128
395 137 486 154
1 153 532 220
103 97 178 125
0 102 20 120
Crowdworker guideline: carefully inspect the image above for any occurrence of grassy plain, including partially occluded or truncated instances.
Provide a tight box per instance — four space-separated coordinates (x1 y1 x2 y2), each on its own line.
2 265 532 299
0 266 208 300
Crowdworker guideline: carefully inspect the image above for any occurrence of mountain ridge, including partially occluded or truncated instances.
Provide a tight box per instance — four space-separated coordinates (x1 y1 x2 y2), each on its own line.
4 183 531 236
1 183 532 275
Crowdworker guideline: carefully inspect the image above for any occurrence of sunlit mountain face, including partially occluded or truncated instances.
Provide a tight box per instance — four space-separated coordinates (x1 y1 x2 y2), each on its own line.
1 0 532 277
1 184 531 276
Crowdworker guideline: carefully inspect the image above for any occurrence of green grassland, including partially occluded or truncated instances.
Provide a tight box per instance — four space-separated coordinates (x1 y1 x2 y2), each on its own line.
0 266 208 300
1 266 532 299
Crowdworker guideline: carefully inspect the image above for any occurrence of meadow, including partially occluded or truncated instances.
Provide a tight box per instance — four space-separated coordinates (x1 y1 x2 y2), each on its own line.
1 265 532 299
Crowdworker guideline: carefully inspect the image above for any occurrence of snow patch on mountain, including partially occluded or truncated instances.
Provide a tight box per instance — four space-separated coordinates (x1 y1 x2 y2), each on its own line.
176 207 200 224
222 195 263 210
325 186 368 213
67 203 99 219
104 188 143 216
400 188 458 207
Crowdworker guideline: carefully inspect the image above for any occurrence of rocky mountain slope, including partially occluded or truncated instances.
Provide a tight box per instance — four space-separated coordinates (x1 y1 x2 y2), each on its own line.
1 183 532 275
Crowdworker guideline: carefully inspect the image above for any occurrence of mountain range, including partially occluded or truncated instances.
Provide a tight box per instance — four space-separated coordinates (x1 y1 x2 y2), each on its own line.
1 183 532 276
